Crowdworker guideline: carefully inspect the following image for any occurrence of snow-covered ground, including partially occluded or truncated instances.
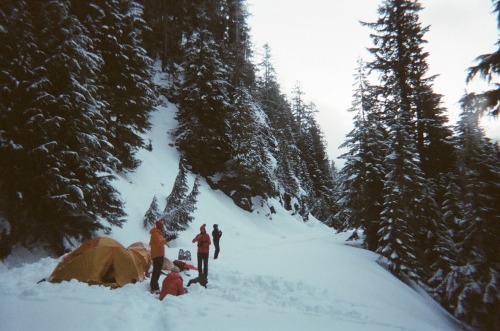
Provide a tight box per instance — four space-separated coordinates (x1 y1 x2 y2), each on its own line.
0 85 464 331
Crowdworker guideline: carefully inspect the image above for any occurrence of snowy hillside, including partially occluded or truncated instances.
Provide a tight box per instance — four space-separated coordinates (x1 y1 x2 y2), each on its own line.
0 98 464 331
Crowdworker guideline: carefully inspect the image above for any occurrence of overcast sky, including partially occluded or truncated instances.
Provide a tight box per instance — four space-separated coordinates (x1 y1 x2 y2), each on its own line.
247 0 499 166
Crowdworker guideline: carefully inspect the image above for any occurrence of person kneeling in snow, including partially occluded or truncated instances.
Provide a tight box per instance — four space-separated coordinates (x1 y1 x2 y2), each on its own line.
159 266 185 300
187 274 207 289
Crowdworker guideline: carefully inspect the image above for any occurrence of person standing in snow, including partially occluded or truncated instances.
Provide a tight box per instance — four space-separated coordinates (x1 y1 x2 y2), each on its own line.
149 220 167 293
187 274 207 289
159 266 185 300
192 223 211 280
212 224 222 259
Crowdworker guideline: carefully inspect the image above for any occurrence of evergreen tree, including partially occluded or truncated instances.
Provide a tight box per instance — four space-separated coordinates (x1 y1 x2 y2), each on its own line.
222 87 275 211
457 96 500 272
163 177 200 237
363 0 442 277
290 83 314 196
427 169 463 311
171 2 232 176
255 44 302 207
209 1 275 209
72 0 156 172
432 95 500 329
428 171 462 285
140 0 190 73
162 160 199 236
466 0 500 117
363 0 454 176
256 44 279 106
177 176 200 228
337 60 387 249
0 1 36 244
376 99 427 281
302 109 337 221
289 83 336 221
143 195 161 228
0 0 125 254
364 0 453 190
220 0 255 87
164 159 189 214
291 82 314 133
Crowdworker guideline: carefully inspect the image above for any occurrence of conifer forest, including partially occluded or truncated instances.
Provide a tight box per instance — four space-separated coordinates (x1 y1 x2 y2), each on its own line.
0 0 498 329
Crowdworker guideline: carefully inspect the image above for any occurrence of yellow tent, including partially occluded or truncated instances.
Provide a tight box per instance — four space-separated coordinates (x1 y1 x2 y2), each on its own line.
127 241 173 271
49 237 148 288
127 241 152 269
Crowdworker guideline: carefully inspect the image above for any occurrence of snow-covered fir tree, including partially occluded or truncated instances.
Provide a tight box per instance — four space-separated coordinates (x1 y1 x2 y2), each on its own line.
142 195 161 229
376 108 426 281
213 1 276 210
255 44 302 210
362 0 444 278
164 159 189 214
163 176 200 237
160 160 200 236
171 2 232 177
434 94 500 329
428 172 462 288
0 0 126 254
466 0 500 117
337 60 387 250
222 87 275 211
72 0 156 172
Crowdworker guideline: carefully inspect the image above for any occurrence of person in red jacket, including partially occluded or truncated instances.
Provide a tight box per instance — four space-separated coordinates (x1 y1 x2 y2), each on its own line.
149 220 167 293
192 223 211 280
159 266 185 300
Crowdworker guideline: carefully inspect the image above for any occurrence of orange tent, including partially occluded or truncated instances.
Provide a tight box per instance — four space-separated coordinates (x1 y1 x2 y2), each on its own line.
128 241 152 269
49 237 148 288
162 256 174 271
127 241 173 271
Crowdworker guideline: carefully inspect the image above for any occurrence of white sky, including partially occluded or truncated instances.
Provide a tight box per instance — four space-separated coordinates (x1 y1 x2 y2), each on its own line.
247 0 499 166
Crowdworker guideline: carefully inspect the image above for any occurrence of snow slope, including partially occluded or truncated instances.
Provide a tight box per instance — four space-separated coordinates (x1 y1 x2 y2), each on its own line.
0 86 464 331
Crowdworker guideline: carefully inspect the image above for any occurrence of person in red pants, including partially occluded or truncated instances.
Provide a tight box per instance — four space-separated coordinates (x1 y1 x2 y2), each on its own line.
192 223 211 281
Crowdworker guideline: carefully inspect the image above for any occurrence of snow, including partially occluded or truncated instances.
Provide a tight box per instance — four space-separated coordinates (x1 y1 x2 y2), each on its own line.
0 91 463 331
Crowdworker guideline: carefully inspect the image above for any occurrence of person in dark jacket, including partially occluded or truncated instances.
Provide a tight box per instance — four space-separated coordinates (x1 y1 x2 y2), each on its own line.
212 224 222 259
149 220 167 293
159 266 185 300
187 274 207 289
192 223 211 280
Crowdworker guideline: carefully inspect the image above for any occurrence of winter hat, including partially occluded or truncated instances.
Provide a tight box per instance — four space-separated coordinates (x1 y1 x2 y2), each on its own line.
155 220 164 229
200 224 206 232
213 224 218 228
171 266 180 273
